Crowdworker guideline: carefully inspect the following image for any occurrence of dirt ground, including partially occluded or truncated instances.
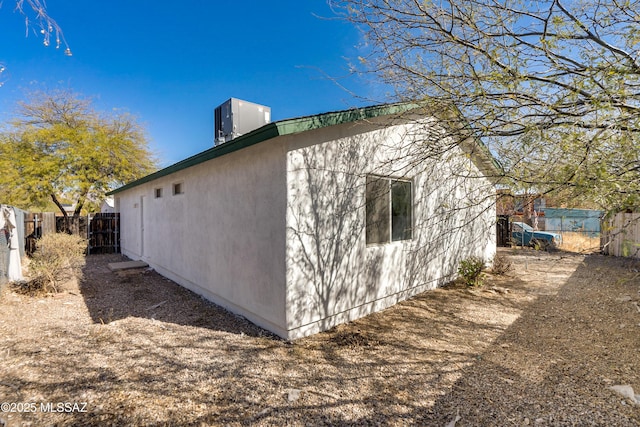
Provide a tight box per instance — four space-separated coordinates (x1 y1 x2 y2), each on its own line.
0 248 639 426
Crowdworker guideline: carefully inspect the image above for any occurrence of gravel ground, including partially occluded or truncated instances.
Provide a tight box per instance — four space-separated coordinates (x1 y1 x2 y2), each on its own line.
0 248 639 426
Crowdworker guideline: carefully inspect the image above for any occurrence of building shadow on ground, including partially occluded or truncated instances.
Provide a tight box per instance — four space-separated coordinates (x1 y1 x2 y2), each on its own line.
78 253 275 338
412 251 640 426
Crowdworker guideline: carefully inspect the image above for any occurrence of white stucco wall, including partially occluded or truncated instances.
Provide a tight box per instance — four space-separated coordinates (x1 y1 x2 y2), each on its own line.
116 112 497 340
117 139 289 336
285 117 496 339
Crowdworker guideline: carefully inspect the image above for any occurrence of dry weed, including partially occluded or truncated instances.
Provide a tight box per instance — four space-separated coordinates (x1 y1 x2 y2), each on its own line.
15 233 87 295
490 254 513 275
559 232 601 253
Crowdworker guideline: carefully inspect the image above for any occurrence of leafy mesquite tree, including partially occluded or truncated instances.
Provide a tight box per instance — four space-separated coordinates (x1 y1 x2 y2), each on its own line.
0 90 157 229
331 0 640 211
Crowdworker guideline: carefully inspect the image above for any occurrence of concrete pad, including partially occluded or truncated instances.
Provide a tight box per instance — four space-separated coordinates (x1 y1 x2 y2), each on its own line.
108 260 149 271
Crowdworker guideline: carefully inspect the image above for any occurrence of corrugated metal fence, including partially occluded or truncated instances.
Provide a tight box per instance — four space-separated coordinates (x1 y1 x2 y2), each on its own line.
601 213 640 259
544 208 603 237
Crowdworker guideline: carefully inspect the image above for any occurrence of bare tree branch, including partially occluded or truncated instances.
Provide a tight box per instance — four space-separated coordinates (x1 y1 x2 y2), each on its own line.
331 0 640 211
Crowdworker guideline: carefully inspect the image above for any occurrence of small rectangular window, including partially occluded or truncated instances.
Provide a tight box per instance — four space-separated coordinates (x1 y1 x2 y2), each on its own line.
366 175 412 245
173 183 183 195
155 188 163 199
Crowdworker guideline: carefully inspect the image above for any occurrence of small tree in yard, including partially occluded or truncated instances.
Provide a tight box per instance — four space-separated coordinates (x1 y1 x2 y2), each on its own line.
0 90 158 232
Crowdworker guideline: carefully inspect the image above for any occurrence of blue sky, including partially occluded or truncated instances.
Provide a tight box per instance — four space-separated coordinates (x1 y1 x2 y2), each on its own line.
0 1 383 166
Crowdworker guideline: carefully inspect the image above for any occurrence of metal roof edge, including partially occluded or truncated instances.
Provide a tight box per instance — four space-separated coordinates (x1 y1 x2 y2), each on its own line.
108 102 423 195
108 123 281 195
274 102 423 135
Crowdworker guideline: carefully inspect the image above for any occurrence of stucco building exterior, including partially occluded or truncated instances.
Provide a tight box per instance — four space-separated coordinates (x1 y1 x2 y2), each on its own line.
110 103 498 339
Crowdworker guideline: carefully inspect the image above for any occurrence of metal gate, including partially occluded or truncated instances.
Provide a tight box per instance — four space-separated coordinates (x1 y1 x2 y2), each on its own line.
88 213 120 254
496 215 511 247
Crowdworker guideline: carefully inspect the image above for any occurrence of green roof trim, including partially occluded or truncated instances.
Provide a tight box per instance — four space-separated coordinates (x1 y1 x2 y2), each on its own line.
108 102 423 195
108 101 502 195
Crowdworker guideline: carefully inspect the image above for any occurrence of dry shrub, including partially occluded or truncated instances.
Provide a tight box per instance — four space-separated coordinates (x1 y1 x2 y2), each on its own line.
490 254 513 275
14 233 87 295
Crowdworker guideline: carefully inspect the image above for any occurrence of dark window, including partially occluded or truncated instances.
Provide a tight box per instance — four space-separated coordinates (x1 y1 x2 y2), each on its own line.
173 183 183 195
391 180 412 241
366 176 390 244
366 175 412 244
155 188 163 198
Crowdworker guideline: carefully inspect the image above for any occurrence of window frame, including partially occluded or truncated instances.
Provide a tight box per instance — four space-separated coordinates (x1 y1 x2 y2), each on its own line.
365 174 413 246
154 187 163 199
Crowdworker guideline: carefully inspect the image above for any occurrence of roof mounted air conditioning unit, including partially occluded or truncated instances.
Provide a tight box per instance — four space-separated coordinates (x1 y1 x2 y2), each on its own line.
214 98 271 145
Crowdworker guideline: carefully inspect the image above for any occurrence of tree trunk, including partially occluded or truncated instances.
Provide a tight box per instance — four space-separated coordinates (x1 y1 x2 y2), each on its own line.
51 193 70 233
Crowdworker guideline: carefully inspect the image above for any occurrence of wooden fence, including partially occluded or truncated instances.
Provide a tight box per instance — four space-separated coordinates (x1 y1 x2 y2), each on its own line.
601 213 640 259
23 212 120 255
24 212 57 255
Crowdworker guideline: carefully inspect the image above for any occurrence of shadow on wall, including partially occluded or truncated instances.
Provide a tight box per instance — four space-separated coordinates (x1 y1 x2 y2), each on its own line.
286 119 496 335
77 116 495 340
406 153 496 292
287 132 385 334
